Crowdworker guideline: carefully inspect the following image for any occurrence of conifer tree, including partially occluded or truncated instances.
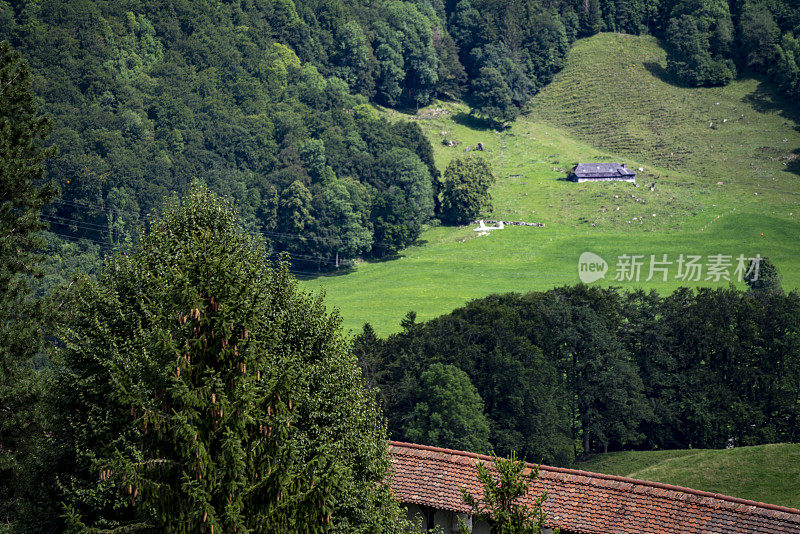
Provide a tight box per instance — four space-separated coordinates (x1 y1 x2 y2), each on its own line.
458 453 554 534
52 187 404 533
0 40 57 527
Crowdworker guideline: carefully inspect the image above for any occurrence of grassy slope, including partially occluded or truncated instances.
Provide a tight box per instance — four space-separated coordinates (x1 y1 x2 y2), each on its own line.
576 444 800 509
302 33 800 336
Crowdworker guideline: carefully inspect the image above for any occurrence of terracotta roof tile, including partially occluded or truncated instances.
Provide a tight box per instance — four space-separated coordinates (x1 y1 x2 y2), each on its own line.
388 441 800 534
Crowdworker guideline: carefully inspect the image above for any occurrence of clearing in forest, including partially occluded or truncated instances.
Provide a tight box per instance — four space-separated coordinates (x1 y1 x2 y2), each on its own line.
302 33 800 336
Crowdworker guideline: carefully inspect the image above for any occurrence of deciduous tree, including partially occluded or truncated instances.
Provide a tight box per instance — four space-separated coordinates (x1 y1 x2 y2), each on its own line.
401 363 491 453
440 154 495 225
470 67 518 129
745 256 782 293
369 148 434 253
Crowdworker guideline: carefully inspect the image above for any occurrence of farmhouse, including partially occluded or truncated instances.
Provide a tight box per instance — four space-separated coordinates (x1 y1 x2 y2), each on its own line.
571 163 636 183
388 441 800 534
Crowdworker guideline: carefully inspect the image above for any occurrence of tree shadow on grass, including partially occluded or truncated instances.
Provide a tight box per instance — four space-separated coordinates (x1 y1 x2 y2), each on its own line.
291 264 357 281
366 253 404 263
643 61 686 87
741 80 800 123
452 111 494 131
293 253 406 281
786 149 800 176
741 80 800 177
388 101 426 116
292 238 430 280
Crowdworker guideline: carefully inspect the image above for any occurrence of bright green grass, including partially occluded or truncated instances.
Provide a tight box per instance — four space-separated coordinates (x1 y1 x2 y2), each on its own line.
531 33 800 190
302 33 800 336
575 443 800 509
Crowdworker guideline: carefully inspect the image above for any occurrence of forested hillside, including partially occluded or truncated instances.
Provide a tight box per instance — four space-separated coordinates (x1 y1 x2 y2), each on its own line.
4 0 800 529
2 0 797 281
0 0 571 280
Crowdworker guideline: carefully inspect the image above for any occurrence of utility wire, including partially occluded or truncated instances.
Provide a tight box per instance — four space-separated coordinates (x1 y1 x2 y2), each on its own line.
44 198 791 280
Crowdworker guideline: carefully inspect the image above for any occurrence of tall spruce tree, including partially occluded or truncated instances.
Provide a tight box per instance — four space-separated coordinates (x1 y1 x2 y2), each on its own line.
0 41 57 528
51 187 405 533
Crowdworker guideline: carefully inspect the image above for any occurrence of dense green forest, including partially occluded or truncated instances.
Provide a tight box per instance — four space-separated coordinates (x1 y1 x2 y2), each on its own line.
1 39 413 531
2 96 411 530
2 0 800 524
356 281 800 466
1 0 797 280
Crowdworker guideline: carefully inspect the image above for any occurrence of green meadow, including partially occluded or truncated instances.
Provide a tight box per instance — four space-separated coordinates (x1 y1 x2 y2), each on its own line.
302 33 800 336
576 443 800 509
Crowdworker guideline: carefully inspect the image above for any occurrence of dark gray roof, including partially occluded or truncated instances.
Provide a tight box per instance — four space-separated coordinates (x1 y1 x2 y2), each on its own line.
573 163 636 178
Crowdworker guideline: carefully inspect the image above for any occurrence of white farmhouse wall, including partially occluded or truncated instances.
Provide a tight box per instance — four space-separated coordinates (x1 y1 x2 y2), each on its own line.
576 177 636 183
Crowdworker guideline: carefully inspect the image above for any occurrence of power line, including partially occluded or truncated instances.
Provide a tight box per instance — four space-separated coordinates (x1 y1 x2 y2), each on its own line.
46 231 114 249
43 197 798 282
42 214 113 233
44 230 322 278
45 227 793 287
49 198 398 249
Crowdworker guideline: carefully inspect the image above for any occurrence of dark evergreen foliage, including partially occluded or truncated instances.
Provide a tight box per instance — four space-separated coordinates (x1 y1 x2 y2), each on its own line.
664 7 736 86
358 283 800 465
745 256 783 293
0 40 57 529
0 1 447 278
44 187 406 533
400 363 492 453
1 0 796 284
470 67 520 128
3 0 800 528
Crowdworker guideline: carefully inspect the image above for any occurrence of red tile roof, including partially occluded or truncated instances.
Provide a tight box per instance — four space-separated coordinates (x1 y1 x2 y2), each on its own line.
388 441 800 534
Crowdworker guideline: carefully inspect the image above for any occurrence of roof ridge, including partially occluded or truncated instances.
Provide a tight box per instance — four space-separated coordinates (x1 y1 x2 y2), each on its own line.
388 440 800 518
